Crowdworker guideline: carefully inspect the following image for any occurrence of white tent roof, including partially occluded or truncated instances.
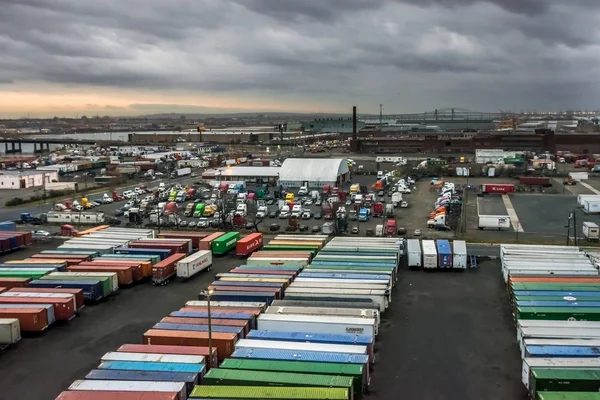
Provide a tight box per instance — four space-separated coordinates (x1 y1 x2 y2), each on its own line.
279 158 349 182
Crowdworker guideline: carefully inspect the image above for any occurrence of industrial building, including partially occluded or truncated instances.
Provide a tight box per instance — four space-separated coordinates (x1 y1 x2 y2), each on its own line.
0 170 58 189
278 158 350 188
202 166 281 185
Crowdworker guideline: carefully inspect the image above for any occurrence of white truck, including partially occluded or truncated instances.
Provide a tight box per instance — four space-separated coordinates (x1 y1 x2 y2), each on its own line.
170 167 191 178
385 204 395 217
583 222 600 240
391 193 402 207
478 215 511 230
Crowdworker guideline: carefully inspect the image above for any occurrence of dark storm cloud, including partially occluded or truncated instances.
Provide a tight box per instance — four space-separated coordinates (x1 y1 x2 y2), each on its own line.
0 0 598 111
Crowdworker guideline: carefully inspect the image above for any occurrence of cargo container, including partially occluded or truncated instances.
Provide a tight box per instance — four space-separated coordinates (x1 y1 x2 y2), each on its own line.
199 232 225 251
0 294 75 321
152 253 188 285
100 351 205 365
525 344 600 358
522 357 600 389
517 307 600 321
43 272 118 293
202 368 354 396
41 249 99 258
116 248 172 261
185 301 267 311
246 257 308 268
67 265 136 285
257 313 376 337
9 287 84 309
98 254 160 265
0 268 56 279
261 246 319 257
161 317 250 335
210 282 285 292
143 329 237 361
517 300 600 308
198 291 277 306
452 240 467 269
133 238 193 252
480 183 515 194
84 259 150 278
68 380 187 400
219 358 365 394
0 288 77 309
421 240 438 269
117 343 218 368
247 330 374 363
265 305 380 328
519 176 552 186
209 284 282 298
157 231 209 250
212 232 241 255
170 311 255 328
55 391 179 400
176 250 212 279
28 279 104 302
226 270 294 278
0 317 20 345
0 307 49 332
0 262 66 272
272 300 377 310
0 277 30 288
283 288 388 311
235 233 264 256
130 239 191 255
436 240 452 268
189 386 350 400
291 280 390 293
85 369 199 395
408 240 423 270
529 368 600 397
153 323 244 339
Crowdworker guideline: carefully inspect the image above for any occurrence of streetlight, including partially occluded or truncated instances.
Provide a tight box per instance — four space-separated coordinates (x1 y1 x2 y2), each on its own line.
200 288 214 365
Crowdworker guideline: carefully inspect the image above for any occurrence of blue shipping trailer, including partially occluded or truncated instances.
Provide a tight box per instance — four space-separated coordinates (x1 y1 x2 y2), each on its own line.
525 345 600 358
0 263 66 272
85 369 200 394
247 330 374 346
28 279 104 301
198 291 276 306
99 360 206 374
115 248 171 260
0 221 16 231
153 323 244 340
436 240 452 268
516 300 600 308
209 281 285 289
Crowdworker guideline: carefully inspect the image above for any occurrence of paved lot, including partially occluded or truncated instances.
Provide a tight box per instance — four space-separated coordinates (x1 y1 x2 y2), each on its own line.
477 196 507 216
366 260 524 400
510 194 600 235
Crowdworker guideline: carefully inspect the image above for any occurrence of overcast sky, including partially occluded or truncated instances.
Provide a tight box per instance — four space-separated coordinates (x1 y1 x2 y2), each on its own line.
0 0 598 117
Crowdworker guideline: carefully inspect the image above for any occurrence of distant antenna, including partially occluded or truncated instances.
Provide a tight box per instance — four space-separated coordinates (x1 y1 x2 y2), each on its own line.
379 104 383 127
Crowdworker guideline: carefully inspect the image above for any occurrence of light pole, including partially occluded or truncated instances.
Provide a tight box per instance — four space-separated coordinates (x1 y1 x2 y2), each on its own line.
200 289 214 366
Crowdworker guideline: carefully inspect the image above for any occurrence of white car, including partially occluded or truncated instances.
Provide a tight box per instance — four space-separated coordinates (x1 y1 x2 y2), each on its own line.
122 190 135 199
32 230 51 238
401 201 408 208
304 199 313 206
197 218 209 228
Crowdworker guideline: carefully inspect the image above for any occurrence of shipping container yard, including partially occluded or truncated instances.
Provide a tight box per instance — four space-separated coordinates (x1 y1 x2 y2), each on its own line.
1 231 574 399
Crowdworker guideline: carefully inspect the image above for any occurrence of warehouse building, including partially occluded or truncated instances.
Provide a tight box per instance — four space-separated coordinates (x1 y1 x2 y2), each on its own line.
278 158 350 188
202 166 281 185
0 170 58 189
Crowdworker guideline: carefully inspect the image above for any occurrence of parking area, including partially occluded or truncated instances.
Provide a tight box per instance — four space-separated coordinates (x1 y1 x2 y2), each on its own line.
476 195 507 216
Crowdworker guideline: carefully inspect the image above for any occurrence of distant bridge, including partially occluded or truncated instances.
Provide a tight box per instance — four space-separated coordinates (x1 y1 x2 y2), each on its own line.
0 137 130 154
382 108 514 123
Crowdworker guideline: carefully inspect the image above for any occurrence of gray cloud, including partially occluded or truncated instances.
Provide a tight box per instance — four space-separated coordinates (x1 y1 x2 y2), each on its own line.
0 0 598 114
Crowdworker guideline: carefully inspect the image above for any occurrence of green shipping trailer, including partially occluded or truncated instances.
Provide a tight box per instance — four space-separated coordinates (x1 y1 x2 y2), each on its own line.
511 283 600 292
517 306 600 321
202 368 354 396
189 385 350 400
39 274 113 297
537 393 600 400
530 368 600 397
515 296 600 302
0 269 55 279
219 358 364 397
212 232 240 255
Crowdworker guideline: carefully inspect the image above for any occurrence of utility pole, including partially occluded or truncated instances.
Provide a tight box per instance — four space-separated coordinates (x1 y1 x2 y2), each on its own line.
379 104 383 128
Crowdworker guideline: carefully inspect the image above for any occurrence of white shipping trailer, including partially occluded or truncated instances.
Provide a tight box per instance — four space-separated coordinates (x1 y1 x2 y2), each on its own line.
186 301 266 310
578 194 600 206
583 200 600 214
234 338 368 356
246 257 308 267
289 282 391 300
265 306 380 329
502 266 597 282
69 380 186 399
101 352 205 364
257 313 376 337
283 287 388 311
452 240 467 269
421 240 437 269
294 277 391 289
0 318 21 345
522 358 600 389
519 327 600 344
176 250 212 278
406 239 422 269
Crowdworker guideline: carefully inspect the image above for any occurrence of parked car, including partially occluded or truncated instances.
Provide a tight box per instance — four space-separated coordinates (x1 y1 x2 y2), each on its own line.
314 212 322 220
178 220 188 227
351 226 359 234
188 221 197 228
299 225 309 232
301 211 312 220
414 229 422 236
311 225 320 232
268 211 278 218
270 223 280 231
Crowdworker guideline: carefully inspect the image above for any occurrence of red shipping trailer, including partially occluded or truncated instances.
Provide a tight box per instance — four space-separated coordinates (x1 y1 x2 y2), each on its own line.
235 233 264 257
152 253 187 285
480 183 515 194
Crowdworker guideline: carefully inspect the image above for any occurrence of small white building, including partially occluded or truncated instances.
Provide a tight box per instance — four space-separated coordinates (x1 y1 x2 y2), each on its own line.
202 166 281 184
279 158 350 188
0 170 59 190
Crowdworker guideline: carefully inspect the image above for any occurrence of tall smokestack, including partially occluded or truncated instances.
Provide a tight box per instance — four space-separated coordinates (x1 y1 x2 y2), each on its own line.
352 106 357 141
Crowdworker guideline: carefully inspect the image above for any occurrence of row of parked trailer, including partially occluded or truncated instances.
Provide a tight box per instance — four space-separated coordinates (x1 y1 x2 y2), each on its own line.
405 239 468 270
55 235 400 399
502 244 600 399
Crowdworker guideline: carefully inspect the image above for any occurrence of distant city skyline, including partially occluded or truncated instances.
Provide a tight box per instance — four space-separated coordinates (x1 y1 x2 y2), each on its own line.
1 1 598 118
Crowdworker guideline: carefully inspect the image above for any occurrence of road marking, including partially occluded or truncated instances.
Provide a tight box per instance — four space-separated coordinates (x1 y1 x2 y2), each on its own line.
578 181 600 195
502 195 524 232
